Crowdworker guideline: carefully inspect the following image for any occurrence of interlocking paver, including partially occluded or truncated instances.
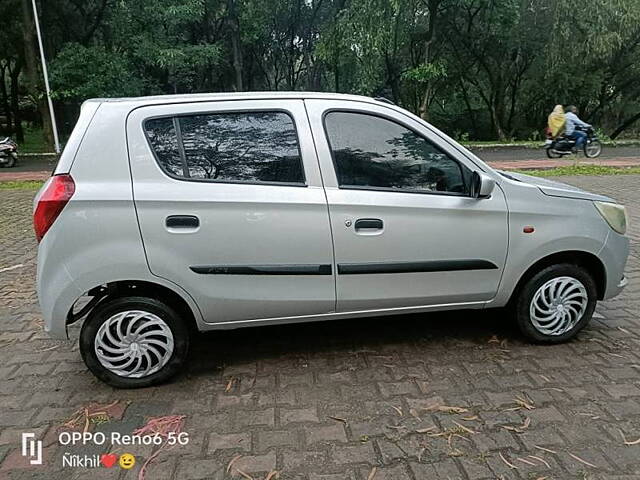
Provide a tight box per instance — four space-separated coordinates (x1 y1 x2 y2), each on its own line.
207 432 251 454
0 174 639 479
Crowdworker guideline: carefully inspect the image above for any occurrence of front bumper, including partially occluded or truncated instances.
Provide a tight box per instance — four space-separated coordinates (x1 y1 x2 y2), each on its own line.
618 275 629 290
598 230 630 300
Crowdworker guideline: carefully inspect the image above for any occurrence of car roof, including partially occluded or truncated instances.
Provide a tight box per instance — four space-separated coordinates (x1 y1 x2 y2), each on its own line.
85 91 389 107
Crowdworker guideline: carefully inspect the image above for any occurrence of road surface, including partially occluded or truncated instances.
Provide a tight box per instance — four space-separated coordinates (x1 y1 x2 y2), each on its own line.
470 145 639 162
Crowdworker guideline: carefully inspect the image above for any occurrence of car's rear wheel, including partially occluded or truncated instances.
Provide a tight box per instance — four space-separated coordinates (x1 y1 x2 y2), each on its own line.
514 264 597 343
80 296 189 388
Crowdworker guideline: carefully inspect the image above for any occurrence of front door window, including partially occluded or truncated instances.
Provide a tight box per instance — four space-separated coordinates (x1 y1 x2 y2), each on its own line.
324 111 469 195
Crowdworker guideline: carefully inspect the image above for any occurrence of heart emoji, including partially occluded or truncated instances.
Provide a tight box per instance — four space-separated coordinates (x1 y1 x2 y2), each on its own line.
100 454 118 468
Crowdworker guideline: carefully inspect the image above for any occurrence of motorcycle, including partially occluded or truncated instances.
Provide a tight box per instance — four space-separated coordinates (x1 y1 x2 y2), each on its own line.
544 126 602 159
0 137 18 168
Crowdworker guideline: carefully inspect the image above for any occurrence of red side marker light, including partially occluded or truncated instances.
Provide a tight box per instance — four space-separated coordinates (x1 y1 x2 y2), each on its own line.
523 226 535 234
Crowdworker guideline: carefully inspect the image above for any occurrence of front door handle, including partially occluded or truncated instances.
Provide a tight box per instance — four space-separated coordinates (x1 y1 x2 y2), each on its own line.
355 218 383 230
166 215 200 229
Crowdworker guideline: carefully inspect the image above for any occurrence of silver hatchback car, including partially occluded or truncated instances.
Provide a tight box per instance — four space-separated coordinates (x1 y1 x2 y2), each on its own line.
35 92 629 388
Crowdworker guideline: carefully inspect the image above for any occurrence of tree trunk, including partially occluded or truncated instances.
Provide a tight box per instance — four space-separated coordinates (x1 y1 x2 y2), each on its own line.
490 106 507 141
610 111 640 139
227 0 243 92
0 64 12 135
418 0 440 120
490 75 508 141
459 79 477 136
20 0 53 148
10 61 24 143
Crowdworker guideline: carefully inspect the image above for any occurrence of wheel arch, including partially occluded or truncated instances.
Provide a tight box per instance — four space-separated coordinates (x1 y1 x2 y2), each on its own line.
68 280 200 333
508 250 606 305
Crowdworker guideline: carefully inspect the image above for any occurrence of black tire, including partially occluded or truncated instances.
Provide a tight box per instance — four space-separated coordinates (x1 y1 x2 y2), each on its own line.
584 139 602 158
514 263 597 343
6 153 17 168
545 147 561 159
0 157 14 167
80 296 190 388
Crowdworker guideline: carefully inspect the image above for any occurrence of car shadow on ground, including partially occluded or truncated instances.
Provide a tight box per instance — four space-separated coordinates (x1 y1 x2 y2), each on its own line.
185 308 523 378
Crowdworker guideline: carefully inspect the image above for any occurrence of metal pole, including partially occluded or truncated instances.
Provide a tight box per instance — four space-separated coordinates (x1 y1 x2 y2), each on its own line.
31 0 61 153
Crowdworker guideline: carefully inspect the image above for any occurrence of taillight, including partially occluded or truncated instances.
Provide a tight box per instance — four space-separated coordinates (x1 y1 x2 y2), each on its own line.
34 174 75 242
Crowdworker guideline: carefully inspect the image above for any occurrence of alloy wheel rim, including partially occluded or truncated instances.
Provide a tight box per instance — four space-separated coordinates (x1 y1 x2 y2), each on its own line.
529 276 588 336
94 310 174 378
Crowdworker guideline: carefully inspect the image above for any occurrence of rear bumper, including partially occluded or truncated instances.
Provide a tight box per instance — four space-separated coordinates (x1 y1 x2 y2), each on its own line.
37 248 81 340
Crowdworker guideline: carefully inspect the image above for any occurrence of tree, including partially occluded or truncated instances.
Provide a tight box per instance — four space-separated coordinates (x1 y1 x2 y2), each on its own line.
0 0 24 141
545 0 640 138
4 0 640 142
444 0 550 140
21 0 55 148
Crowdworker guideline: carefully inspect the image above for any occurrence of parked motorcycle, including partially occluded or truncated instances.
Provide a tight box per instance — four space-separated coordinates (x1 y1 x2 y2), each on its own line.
0 137 18 168
544 126 602 159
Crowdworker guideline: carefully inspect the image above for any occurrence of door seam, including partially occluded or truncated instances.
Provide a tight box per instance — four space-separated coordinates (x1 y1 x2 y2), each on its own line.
124 110 207 324
303 99 338 312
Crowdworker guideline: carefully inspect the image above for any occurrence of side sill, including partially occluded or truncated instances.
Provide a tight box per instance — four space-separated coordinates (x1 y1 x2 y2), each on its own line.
198 300 487 331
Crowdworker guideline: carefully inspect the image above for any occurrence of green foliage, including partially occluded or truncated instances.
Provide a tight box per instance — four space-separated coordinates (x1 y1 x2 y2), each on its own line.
6 0 640 141
50 44 146 100
454 131 470 142
19 126 57 153
594 128 612 143
402 62 447 84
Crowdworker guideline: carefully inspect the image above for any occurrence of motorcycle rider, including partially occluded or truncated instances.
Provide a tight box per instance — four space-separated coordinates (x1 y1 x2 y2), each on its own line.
547 105 566 138
565 105 591 152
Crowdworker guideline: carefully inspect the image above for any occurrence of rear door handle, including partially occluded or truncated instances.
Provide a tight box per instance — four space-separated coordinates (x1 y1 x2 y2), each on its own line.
166 215 200 229
354 218 383 230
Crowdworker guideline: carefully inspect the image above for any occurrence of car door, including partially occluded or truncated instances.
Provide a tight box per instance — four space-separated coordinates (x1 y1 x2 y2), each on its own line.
305 99 508 312
127 99 335 324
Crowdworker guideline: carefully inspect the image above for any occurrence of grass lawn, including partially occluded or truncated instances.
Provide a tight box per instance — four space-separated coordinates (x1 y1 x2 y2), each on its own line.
18 127 57 154
512 164 640 177
0 180 45 190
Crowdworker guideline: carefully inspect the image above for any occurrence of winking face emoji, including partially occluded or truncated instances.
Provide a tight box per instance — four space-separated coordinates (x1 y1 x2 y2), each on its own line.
119 453 136 470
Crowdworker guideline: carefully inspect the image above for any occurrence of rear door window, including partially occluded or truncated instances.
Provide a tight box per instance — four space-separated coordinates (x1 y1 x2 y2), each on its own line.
144 111 305 185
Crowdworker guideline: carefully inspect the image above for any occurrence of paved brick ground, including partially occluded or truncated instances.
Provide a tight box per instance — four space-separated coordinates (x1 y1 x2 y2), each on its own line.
0 175 639 480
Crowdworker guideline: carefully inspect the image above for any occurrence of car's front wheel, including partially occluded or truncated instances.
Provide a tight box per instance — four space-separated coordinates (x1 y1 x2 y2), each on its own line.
79 296 190 388
514 264 597 343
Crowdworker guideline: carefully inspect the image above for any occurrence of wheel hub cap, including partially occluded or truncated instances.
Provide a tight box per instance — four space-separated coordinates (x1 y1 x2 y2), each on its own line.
530 276 588 336
94 310 174 378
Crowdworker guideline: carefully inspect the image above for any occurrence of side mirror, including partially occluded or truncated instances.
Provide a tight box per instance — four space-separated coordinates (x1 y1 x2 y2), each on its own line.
470 171 496 199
